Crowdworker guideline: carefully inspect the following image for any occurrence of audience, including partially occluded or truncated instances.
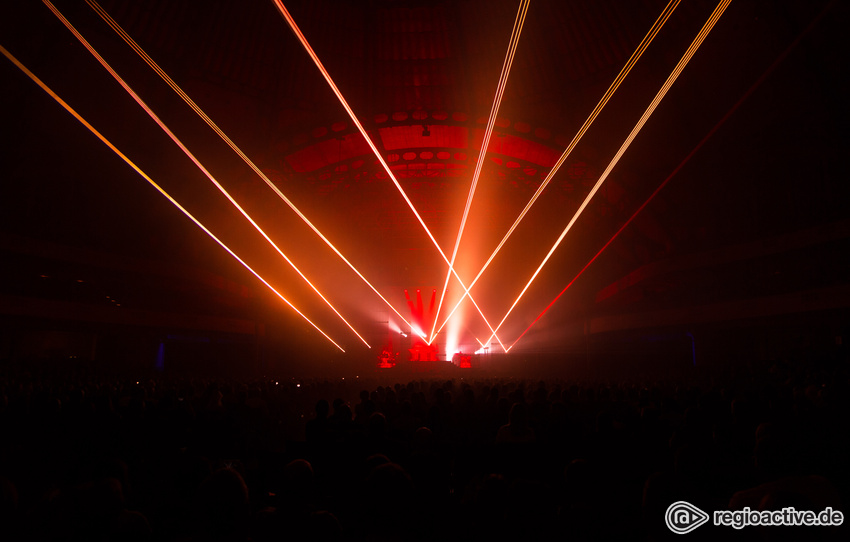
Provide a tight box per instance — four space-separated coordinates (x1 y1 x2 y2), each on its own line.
0 354 846 540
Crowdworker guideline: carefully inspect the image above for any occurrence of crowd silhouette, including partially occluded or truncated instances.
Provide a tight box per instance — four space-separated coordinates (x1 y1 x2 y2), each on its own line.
0 355 847 540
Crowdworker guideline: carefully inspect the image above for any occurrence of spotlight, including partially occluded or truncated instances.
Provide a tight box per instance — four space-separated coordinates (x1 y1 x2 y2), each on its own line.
422 125 430 137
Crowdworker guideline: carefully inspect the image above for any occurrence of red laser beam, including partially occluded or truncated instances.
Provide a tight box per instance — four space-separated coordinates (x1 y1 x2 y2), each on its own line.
0 43 345 352
507 0 838 351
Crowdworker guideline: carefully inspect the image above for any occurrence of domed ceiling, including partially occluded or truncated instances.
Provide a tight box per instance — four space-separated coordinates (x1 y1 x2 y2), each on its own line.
1 0 847 355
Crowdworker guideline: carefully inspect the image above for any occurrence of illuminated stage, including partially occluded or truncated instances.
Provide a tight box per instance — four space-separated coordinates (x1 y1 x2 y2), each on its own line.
2 0 845 376
3 0 734 359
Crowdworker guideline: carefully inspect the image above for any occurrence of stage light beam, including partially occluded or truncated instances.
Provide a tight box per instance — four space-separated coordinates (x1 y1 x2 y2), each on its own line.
431 0 530 343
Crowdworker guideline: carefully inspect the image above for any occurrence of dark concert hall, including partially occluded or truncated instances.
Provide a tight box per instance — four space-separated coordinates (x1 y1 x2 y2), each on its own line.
1 0 848 540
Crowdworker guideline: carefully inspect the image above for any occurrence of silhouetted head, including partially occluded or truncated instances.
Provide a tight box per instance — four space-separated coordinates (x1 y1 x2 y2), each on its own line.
283 459 314 491
368 412 387 438
315 399 329 418
197 467 250 538
508 402 529 428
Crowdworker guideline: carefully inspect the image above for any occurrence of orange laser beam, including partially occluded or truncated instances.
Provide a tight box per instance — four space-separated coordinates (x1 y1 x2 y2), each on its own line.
431 0 530 343
45 0 370 348
0 43 345 352
85 0 419 343
271 0 505 346
484 0 731 347
506 0 835 352
431 0 682 340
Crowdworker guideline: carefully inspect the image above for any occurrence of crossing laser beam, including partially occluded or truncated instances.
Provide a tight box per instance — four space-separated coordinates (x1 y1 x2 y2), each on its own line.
0 44 345 352
272 0 446 261
271 0 505 346
431 0 682 339
484 0 732 347
431 0 530 343
44 0 370 348
507 0 836 351
84 0 419 343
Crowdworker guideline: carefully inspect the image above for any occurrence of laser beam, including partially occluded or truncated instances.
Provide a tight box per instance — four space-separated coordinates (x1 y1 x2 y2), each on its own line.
431 0 681 340
507 0 837 351
0 44 344 352
44 0 370 348
484 0 732 347
271 0 505 346
84 0 420 344
431 0 530 343
272 0 443 259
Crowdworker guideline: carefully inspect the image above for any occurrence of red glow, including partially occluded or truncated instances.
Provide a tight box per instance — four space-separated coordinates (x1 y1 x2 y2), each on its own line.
451 353 472 368
378 348 396 369
285 136 372 173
